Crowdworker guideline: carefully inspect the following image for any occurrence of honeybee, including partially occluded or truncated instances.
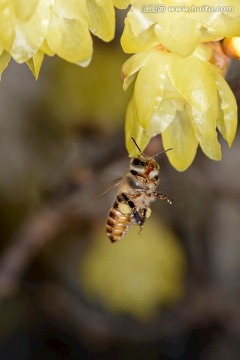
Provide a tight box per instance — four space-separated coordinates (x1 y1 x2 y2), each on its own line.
106 138 172 242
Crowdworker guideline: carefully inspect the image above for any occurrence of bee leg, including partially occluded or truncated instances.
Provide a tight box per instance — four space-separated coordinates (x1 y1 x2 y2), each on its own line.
155 193 172 205
133 210 144 225
121 193 138 218
122 193 146 234
133 208 146 235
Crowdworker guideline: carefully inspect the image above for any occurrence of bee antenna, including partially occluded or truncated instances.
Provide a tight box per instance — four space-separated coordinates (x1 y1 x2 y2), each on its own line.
131 137 145 156
154 148 173 158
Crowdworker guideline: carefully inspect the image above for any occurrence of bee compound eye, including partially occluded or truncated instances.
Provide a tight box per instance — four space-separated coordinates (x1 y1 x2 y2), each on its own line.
132 158 146 167
130 169 138 176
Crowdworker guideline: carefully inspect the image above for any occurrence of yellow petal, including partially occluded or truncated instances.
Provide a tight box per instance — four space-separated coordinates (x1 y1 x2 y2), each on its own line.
126 1 154 35
26 50 44 79
11 0 38 21
134 51 165 128
125 97 151 156
121 16 158 54
194 44 213 62
47 9 93 65
112 0 130 9
40 39 55 56
0 0 14 51
208 13 240 38
167 54 215 112
11 0 50 62
53 0 88 20
121 49 152 90
146 99 180 137
87 0 115 42
211 66 238 147
154 17 202 58
162 110 198 171
0 50 11 79
189 92 222 160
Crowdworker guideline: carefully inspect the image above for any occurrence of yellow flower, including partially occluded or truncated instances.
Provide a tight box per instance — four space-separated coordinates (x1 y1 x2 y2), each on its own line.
222 37 240 59
121 0 240 57
0 0 116 78
122 45 237 171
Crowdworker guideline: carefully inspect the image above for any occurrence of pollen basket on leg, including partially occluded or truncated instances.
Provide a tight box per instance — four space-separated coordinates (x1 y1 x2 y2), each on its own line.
146 207 152 218
118 202 132 215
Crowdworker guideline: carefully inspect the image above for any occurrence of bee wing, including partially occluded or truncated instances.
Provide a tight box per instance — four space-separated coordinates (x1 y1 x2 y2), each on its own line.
98 178 122 197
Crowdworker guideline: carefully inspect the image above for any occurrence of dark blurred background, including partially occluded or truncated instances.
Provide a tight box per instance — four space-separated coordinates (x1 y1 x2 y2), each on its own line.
0 27 240 360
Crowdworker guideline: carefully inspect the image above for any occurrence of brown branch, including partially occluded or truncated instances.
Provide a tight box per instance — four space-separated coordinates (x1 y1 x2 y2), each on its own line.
0 200 75 297
0 138 127 299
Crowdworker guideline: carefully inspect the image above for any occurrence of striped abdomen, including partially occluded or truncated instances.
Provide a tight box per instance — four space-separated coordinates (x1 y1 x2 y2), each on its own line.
106 198 132 242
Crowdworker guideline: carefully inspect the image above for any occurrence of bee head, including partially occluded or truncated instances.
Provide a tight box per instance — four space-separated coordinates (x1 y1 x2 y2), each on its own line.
130 155 159 180
131 156 159 169
130 137 172 180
